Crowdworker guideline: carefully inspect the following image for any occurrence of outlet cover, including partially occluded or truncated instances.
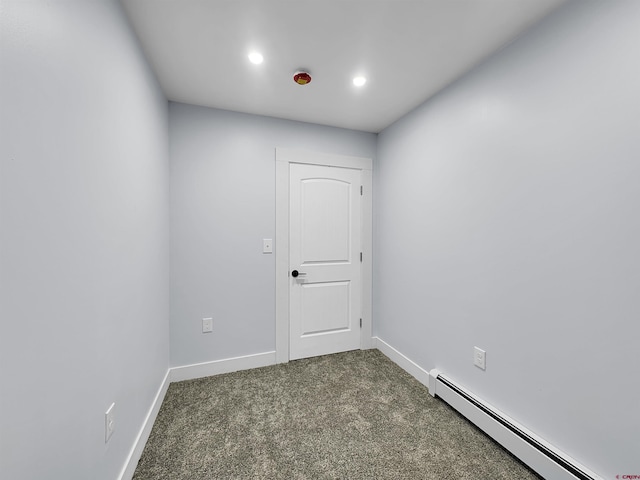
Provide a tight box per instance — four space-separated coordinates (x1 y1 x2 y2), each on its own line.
105 402 115 443
263 238 273 254
474 347 486 370
202 317 213 333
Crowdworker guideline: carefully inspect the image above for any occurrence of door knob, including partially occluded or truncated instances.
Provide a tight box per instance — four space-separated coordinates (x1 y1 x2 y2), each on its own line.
291 270 307 278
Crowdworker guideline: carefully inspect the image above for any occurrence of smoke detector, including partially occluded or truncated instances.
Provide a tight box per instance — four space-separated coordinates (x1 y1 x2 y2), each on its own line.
293 71 312 85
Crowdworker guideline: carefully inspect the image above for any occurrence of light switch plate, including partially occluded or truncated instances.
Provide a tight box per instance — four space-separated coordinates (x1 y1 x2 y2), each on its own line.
263 238 273 254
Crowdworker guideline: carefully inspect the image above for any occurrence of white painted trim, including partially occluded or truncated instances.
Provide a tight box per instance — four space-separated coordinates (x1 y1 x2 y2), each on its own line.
360 168 373 350
275 148 373 363
117 369 170 480
275 155 290 363
373 337 600 480
276 147 373 171
428 368 440 397
118 351 277 478
372 336 430 388
169 351 276 382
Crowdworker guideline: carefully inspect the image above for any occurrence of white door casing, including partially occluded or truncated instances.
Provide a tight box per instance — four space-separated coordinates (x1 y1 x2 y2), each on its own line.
289 163 361 360
275 148 373 363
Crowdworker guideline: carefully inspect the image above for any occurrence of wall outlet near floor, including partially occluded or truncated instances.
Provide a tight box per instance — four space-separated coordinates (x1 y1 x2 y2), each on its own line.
474 347 486 370
105 402 115 443
202 317 213 333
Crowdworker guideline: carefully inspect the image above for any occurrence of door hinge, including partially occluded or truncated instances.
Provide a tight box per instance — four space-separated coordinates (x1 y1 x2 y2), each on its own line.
360 185 363 196
360 318 362 328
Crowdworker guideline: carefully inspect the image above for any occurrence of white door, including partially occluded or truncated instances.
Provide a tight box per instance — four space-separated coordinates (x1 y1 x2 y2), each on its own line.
289 163 362 360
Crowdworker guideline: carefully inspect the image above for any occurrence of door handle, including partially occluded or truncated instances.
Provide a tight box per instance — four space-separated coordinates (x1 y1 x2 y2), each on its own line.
291 270 307 278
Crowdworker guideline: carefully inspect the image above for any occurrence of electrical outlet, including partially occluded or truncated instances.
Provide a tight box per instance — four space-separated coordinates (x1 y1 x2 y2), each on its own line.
263 238 273 254
202 317 213 333
474 347 486 370
105 402 115 443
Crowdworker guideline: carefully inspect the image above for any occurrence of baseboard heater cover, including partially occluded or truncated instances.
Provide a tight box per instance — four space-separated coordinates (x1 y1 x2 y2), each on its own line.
428 369 601 480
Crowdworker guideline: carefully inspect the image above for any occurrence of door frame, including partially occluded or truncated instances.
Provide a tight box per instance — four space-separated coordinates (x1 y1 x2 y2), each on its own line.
275 148 373 363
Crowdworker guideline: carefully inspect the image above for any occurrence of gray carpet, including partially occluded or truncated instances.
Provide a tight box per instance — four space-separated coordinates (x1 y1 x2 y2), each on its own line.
133 349 541 479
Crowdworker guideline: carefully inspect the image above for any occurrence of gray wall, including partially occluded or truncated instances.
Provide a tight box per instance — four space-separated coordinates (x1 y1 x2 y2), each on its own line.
374 1 639 477
169 103 376 367
2 0 637 478
0 1 170 479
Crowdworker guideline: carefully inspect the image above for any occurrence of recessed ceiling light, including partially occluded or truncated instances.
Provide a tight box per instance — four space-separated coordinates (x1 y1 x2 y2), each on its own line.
353 76 367 87
248 52 263 65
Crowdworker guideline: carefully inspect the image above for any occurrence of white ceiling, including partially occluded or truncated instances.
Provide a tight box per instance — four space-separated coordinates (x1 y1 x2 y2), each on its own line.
121 0 566 133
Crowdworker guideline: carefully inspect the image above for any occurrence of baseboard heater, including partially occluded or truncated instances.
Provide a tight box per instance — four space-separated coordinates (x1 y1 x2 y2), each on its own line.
428 369 601 480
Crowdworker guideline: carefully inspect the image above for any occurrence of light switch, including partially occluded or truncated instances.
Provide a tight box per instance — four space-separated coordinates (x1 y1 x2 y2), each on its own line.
263 238 273 254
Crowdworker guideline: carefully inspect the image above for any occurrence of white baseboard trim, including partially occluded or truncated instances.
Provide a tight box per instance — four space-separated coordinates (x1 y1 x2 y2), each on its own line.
429 371 601 480
117 351 277 479
372 336 430 388
169 351 277 382
118 369 170 480
373 336 600 480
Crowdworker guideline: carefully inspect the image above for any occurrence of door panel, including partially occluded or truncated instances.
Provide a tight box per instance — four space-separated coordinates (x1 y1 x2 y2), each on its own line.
301 281 350 335
301 179 351 263
290 163 361 360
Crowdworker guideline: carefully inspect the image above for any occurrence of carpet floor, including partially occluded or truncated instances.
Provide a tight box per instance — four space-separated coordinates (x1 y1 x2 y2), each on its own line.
133 349 541 479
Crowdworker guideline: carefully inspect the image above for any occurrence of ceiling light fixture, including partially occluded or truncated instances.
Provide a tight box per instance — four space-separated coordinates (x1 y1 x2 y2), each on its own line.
353 76 367 87
248 52 263 65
